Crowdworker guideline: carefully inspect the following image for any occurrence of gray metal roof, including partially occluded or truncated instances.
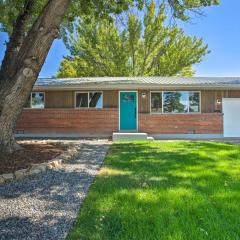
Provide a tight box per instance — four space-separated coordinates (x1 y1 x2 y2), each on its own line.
34 77 240 89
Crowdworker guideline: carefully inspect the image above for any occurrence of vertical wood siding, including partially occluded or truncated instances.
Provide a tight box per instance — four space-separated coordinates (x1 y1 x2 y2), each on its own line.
45 91 74 108
103 90 118 108
42 89 240 113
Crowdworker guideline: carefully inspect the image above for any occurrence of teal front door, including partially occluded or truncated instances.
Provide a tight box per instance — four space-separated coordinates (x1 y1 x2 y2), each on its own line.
120 92 137 130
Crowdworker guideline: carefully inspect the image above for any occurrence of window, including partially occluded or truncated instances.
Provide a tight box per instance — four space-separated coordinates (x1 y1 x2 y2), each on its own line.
151 92 162 113
24 92 45 108
189 91 200 113
89 92 103 108
31 92 45 108
75 92 103 108
150 91 200 113
123 94 134 102
76 92 88 107
163 91 189 113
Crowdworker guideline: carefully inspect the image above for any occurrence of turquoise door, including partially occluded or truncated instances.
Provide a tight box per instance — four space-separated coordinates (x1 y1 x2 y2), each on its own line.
120 92 137 130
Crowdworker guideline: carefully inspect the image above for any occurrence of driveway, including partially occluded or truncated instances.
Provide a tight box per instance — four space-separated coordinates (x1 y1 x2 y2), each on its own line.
0 140 110 240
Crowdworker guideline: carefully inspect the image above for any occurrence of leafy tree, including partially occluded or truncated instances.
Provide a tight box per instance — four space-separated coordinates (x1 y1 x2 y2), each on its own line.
0 0 219 153
58 2 209 77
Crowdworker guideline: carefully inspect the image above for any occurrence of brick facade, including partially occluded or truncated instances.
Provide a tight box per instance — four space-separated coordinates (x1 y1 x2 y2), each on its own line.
16 109 119 135
139 113 223 134
16 109 223 136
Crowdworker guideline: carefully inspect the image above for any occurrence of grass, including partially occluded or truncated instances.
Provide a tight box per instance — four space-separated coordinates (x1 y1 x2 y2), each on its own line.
68 141 240 240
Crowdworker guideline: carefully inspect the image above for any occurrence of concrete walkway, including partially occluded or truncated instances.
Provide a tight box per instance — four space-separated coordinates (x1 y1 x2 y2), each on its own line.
0 140 110 240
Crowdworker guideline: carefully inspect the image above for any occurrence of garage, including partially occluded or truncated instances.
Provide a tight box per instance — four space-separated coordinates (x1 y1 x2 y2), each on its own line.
222 98 240 137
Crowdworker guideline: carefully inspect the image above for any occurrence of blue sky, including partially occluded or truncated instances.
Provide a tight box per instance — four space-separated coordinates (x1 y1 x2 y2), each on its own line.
0 0 240 77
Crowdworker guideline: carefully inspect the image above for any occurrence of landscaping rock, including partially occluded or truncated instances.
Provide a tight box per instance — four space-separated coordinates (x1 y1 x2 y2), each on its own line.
50 160 61 168
0 176 5 184
29 164 46 172
61 153 72 161
0 142 77 185
1 173 14 182
14 169 28 180
29 169 42 175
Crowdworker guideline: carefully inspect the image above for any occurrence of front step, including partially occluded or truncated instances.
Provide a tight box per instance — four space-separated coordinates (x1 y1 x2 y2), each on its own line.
113 132 154 141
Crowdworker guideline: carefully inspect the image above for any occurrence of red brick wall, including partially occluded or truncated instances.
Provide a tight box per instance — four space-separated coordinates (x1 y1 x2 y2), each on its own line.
139 113 223 134
16 109 223 135
16 109 118 135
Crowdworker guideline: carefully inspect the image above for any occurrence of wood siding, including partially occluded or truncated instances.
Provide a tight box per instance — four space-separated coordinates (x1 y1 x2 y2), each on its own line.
45 91 74 108
42 89 240 113
103 90 118 108
138 90 150 113
201 90 240 113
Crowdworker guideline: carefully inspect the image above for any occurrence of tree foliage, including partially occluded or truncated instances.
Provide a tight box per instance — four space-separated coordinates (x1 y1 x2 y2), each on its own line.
58 2 209 77
0 0 219 35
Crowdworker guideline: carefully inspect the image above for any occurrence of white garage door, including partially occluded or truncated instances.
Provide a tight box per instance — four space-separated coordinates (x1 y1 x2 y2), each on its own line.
223 98 240 137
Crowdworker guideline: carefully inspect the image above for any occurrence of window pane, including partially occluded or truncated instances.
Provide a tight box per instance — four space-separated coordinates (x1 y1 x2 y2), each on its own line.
189 92 200 112
151 92 162 113
31 92 44 108
123 94 134 102
163 92 189 113
76 93 88 107
89 92 103 108
24 95 31 108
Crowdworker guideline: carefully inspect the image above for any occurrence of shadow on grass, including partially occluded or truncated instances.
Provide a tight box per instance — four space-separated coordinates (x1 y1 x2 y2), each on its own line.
68 141 240 240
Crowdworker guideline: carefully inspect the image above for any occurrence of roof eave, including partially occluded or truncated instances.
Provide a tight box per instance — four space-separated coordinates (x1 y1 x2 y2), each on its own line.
33 84 240 91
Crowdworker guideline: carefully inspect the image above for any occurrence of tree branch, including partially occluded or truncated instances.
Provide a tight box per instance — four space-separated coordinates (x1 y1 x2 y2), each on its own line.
0 0 35 83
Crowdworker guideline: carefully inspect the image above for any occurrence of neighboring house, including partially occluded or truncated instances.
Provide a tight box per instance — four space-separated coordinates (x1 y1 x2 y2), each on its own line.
16 77 240 138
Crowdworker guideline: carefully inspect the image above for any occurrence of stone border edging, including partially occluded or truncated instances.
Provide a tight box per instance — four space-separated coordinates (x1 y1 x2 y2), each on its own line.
0 143 79 184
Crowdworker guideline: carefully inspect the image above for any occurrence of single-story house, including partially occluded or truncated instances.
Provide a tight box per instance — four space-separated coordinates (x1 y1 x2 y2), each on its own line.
16 77 240 139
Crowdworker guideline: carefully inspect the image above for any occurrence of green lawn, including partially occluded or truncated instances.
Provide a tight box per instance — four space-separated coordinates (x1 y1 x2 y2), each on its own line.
68 141 240 240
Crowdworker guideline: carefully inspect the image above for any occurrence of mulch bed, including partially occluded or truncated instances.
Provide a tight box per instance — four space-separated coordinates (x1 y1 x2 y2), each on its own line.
0 140 68 175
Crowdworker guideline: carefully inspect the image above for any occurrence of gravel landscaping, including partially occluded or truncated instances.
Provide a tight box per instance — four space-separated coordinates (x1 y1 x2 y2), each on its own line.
0 140 110 240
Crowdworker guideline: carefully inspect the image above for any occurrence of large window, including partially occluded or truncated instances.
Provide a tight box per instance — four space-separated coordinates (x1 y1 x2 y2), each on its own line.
75 92 103 108
24 92 45 108
151 91 200 113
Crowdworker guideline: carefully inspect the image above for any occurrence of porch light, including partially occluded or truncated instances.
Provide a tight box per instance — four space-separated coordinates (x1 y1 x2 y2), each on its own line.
216 99 221 105
142 93 147 98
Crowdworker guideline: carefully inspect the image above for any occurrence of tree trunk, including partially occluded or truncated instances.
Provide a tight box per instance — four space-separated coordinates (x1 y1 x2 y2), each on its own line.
0 0 35 111
0 0 71 153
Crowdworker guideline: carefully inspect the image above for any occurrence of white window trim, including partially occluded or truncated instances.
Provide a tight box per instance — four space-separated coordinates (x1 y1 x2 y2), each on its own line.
24 92 45 109
75 91 103 109
150 91 201 114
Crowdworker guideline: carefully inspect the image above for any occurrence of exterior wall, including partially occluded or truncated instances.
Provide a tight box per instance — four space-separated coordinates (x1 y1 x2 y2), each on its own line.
16 109 118 135
42 89 240 113
138 90 150 113
103 90 118 108
201 90 240 113
139 113 223 134
18 89 240 136
45 91 74 108
44 90 118 109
